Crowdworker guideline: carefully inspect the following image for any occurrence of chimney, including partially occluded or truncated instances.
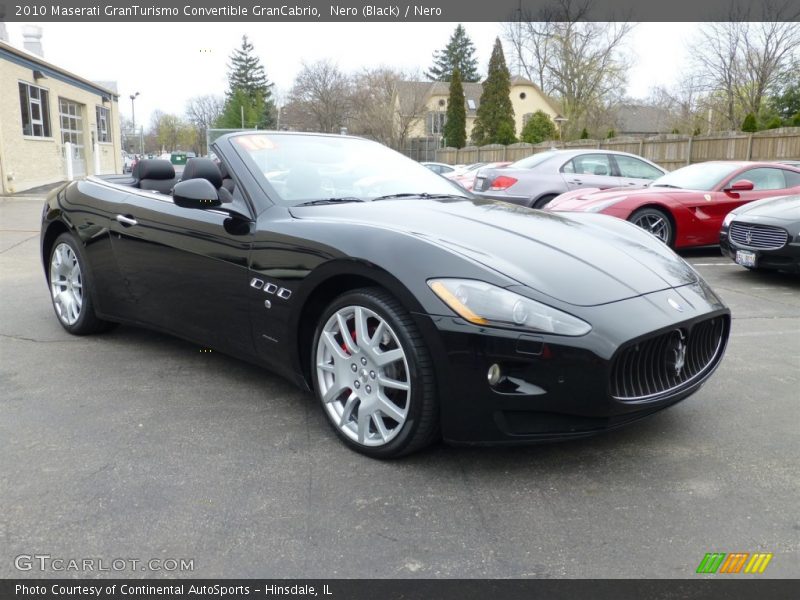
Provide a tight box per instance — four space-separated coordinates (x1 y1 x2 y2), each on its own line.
22 25 44 57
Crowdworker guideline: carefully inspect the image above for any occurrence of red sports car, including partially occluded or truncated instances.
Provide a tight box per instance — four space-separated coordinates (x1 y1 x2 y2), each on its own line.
546 161 800 248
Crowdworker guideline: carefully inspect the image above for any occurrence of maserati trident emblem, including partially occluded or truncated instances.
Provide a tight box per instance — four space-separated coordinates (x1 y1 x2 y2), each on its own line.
667 330 688 377
668 297 684 312
745 229 753 244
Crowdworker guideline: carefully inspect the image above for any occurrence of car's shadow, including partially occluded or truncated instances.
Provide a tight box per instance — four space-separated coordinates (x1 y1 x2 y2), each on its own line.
99 324 694 475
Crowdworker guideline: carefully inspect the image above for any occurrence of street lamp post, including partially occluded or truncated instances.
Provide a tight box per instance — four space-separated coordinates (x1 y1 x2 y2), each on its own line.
129 92 140 154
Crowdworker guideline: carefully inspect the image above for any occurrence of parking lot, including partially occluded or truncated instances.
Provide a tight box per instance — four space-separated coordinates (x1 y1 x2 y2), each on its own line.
1 192 798 579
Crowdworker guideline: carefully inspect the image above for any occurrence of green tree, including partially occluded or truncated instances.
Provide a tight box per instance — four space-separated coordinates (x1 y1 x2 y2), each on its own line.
471 38 516 145
216 88 267 129
520 110 556 143
580 127 589 139
442 68 467 148
222 35 276 128
427 24 481 82
741 112 758 132
606 129 616 139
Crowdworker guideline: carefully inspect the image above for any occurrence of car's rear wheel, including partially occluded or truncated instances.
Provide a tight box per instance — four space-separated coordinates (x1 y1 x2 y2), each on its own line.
530 194 556 209
48 233 113 335
629 208 674 246
311 288 438 458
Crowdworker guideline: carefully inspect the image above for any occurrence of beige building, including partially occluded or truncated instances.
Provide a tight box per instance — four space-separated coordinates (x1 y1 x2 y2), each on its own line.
0 35 121 194
398 75 561 142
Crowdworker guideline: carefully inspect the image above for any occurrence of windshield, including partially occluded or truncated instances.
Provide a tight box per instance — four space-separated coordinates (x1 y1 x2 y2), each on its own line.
651 162 742 191
230 133 469 205
511 151 558 170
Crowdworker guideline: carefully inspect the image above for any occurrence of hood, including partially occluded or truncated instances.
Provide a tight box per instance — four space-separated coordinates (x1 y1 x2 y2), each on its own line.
548 186 695 212
732 194 800 221
290 198 698 307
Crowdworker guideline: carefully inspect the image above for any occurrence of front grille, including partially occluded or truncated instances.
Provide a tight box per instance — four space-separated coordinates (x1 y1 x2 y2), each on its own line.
729 222 788 250
610 316 727 401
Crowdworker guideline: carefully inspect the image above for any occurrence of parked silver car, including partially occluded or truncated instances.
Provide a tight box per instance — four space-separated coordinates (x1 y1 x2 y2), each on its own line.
472 149 666 209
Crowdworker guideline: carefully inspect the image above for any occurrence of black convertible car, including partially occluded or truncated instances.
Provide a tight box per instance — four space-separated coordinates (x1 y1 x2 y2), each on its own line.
720 194 800 273
41 132 730 457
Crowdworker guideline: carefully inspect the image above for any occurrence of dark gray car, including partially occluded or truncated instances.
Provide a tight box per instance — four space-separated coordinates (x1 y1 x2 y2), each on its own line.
472 149 666 209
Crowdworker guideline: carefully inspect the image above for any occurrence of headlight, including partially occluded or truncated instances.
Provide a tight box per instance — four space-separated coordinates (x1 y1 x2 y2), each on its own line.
427 278 591 336
722 212 736 228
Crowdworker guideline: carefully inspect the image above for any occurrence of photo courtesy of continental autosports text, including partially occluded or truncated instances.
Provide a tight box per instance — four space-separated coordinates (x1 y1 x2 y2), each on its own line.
0 0 798 598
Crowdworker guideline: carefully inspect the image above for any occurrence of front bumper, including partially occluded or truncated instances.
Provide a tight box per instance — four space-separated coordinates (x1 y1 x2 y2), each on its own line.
414 285 730 444
720 228 800 273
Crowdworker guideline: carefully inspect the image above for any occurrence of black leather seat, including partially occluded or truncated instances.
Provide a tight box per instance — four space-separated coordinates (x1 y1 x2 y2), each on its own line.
137 159 177 194
218 161 236 193
181 158 232 203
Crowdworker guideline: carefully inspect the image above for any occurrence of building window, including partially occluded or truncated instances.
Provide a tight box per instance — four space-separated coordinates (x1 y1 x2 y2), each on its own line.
522 113 534 126
519 92 527 100
467 98 477 110
19 82 52 137
96 106 111 143
426 112 447 135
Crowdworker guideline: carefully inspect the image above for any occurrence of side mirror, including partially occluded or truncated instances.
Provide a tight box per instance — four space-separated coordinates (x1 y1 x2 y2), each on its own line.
725 179 754 192
172 178 221 209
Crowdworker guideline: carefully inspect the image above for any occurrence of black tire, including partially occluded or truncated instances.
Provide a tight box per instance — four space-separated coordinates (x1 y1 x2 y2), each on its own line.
530 194 556 209
628 207 675 247
47 232 115 335
311 287 439 458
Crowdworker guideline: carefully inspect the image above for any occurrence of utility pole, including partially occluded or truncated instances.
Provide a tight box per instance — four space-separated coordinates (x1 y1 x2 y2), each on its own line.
129 92 140 154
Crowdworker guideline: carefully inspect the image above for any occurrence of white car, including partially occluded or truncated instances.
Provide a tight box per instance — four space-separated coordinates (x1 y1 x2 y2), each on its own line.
121 153 135 173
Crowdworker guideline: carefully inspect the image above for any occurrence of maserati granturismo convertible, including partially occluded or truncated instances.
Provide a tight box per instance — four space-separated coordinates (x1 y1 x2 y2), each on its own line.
41 132 731 457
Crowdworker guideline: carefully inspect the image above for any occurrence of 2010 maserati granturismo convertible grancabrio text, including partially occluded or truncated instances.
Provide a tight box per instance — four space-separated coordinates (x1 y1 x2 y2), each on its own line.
41 132 731 457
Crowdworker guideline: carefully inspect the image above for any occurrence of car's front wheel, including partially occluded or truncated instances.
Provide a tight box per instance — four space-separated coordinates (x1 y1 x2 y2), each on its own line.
629 207 674 246
48 232 114 335
311 288 438 458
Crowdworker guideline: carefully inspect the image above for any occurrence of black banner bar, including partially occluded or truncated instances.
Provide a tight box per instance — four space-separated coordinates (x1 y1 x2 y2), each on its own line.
3 580 800 600
2 0 799 22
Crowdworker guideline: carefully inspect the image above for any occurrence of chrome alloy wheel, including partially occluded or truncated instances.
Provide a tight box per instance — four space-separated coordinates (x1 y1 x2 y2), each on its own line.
315 305 411 447
49 242 83 326
632 212 671 243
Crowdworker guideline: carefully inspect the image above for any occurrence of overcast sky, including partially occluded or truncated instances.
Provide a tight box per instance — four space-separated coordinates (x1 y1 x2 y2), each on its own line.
4 21 698 127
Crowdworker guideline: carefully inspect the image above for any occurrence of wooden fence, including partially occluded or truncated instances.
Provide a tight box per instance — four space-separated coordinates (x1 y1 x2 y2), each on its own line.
433 128 800 171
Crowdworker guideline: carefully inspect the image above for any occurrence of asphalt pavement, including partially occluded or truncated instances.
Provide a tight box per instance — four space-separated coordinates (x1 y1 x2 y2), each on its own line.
1 193 798 579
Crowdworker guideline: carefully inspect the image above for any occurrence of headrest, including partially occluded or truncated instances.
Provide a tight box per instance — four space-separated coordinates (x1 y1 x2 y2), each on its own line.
182 158 223 189
137 159 175 180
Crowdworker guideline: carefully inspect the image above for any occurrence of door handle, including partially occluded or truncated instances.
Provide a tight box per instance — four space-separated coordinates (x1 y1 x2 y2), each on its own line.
116 214 138 227
569 180 583 185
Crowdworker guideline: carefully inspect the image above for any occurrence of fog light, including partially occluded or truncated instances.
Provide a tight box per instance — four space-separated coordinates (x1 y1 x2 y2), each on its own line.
487 363 502 386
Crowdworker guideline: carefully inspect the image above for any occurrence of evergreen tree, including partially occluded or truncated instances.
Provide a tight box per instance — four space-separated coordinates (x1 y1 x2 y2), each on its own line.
427 24 481 82
216 88 267 129
606 129 616 139
520 110 557 143
223 35 276 128
471 38 516 145
442 68 467 148
741 113 758 132
580 127 589 139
